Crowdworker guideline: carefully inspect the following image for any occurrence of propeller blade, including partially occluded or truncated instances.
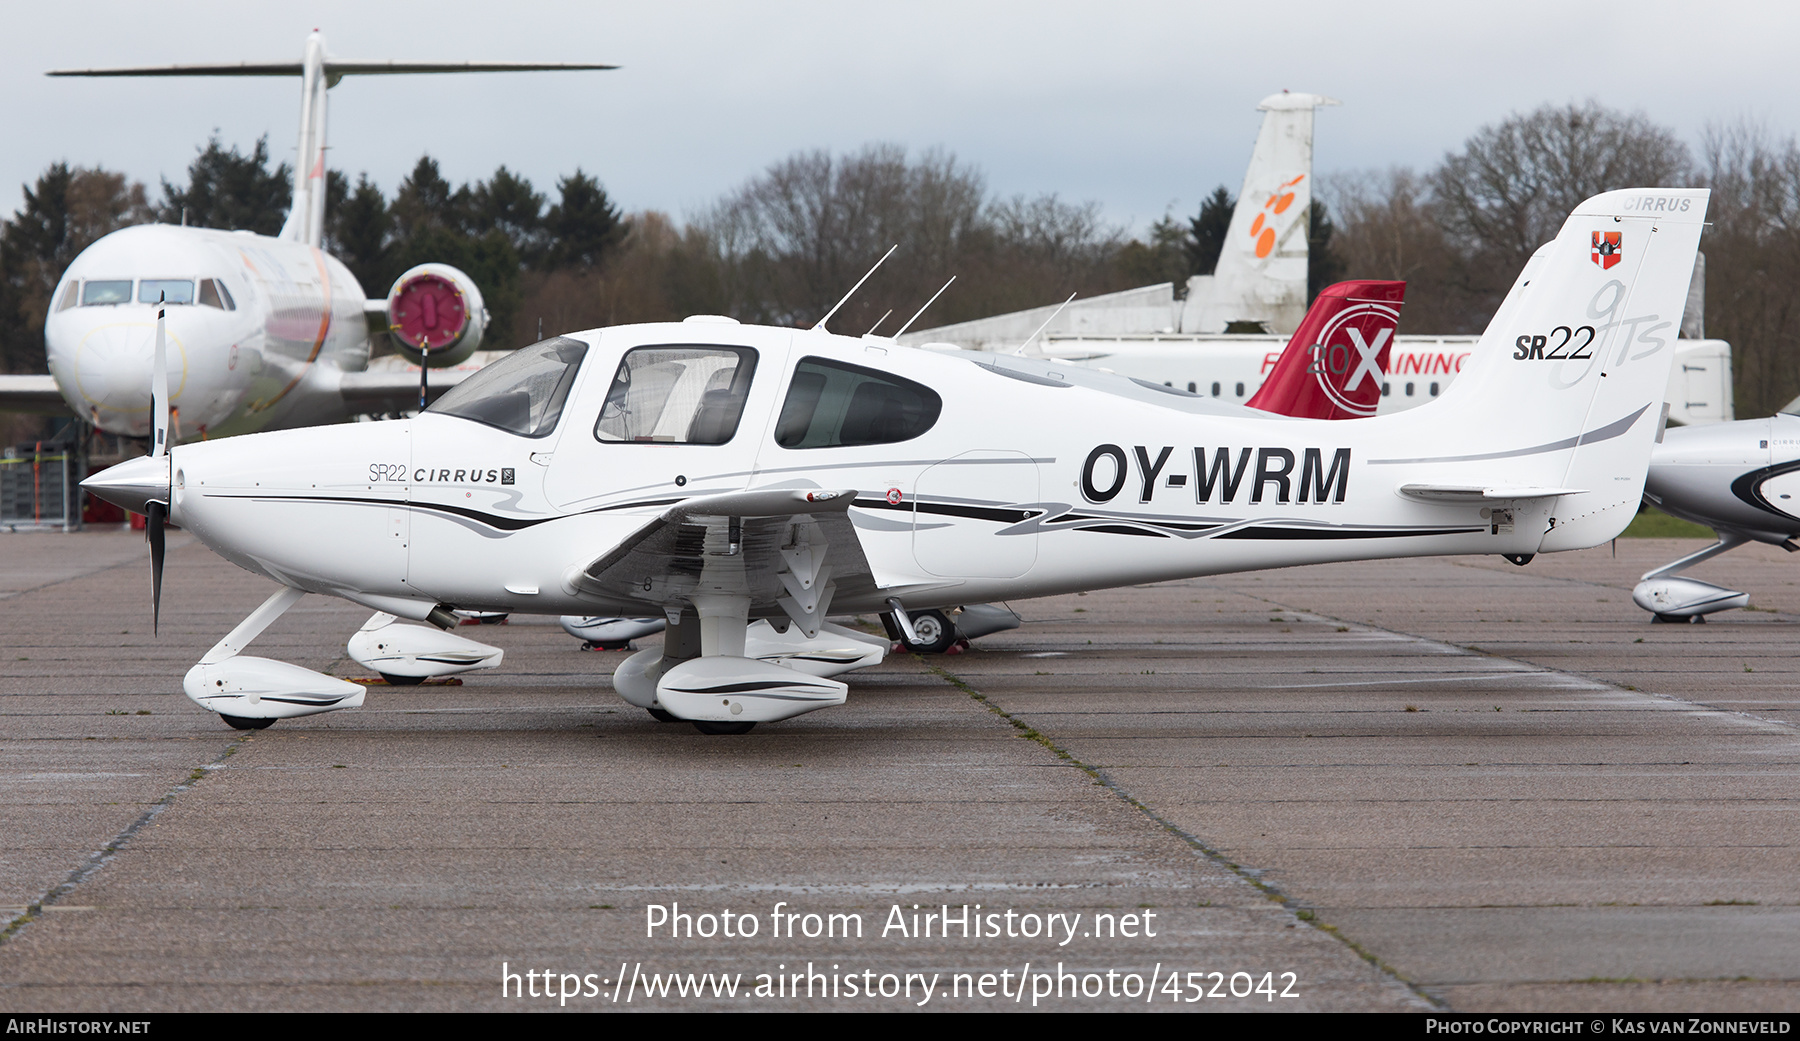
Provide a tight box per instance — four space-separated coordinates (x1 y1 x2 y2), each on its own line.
152 304 170 457
146 499 166 635
418 344 429 411
147 300 171 634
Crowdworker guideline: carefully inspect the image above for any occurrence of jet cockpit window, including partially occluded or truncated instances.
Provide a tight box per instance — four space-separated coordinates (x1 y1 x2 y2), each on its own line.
773 357 941 449
80 281 133 306
197 279 236 310
428 336 588 438
56 282 79 312
595 346 758 445
139 280 195 305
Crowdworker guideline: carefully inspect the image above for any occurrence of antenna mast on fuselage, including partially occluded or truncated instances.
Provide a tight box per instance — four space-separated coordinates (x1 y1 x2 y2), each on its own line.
48 34 617 249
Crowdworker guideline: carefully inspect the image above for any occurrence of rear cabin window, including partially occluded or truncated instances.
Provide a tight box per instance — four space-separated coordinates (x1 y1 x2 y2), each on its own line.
774 356 941 449
595 346 757 445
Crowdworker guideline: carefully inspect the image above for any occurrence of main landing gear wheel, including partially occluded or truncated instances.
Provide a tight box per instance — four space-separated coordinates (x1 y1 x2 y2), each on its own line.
902 609 957 654
646 708 679 722
379 673 426 686
220 714 275 731
692 720 756 735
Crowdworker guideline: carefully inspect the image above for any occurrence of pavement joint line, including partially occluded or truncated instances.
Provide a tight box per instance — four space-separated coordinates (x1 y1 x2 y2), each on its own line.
921 657 1443 1012
1217 588 1800 739
0 534 198 603
0 735 245 949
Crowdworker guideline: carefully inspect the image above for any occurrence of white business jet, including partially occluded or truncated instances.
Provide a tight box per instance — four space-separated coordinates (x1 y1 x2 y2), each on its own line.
0 32 612 439
1629 408 1800 621
85 188 1707 734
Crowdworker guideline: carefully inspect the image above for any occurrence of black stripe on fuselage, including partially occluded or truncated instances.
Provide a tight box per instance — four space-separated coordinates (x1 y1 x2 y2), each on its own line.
209 493 559 532
1212 525 1485 540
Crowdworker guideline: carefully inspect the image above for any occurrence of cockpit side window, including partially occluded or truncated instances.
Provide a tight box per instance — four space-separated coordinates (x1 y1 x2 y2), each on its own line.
595 346 758 445
139 280 195 305
198 279 236 310
81 281 133 306
428 336 588 438
56 282 79 312
773 356 941 449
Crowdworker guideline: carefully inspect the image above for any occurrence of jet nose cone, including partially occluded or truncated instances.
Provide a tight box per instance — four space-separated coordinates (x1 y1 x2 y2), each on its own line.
53 319 189 437
75 325 154 405
82 454 170 515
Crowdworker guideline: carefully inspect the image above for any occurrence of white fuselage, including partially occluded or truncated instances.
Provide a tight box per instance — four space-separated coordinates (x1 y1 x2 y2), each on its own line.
1037 334 1734 424
1644 413 1800 542
46 223 369 439
161 299 1664 622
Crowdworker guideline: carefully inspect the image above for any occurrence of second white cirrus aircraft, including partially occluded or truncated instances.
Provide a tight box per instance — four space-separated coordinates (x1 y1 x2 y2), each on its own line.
87 188 1709 734
0 32 612 438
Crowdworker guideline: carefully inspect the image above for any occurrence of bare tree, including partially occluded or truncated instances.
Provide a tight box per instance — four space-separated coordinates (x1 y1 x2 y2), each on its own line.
1432 101 1693 307
1700 122 1800 416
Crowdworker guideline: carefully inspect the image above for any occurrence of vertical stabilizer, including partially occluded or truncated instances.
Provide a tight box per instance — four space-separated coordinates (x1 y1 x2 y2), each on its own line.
279 33 330 246
1181 92 1339 335
1247 279 1404 420
1377 189 1709 552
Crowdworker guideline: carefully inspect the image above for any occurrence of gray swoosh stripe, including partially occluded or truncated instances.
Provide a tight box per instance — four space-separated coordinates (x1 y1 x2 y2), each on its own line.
1367 405 1648 465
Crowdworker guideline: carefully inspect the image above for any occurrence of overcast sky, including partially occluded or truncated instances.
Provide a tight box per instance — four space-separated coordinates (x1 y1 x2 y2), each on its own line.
5 1 1797 234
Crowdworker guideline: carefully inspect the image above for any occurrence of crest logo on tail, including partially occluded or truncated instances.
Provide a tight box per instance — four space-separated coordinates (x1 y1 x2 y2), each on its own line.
1591 231 1622 270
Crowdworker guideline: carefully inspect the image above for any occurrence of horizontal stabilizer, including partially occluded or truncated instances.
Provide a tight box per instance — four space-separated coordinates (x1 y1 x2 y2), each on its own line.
1398 483 1586 504
49 60 615 78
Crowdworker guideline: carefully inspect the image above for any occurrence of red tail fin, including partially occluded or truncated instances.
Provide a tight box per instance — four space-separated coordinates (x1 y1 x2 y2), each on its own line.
1246 280 1405 419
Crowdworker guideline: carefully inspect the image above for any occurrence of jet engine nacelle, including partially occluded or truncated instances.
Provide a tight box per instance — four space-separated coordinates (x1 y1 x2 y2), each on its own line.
386 263 488 367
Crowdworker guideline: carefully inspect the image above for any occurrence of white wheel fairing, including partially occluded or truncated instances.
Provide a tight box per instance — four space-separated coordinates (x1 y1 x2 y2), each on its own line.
183 656 366 720
655 658 846 723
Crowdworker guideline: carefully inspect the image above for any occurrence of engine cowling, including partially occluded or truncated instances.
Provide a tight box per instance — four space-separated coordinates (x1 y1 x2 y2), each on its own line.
385 263 487 367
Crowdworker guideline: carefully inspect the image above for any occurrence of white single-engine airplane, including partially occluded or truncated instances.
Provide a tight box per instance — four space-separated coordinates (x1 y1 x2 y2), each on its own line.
555 277 1411 654
1630 406 1800 620
0 33 612 439
87 188 1708 734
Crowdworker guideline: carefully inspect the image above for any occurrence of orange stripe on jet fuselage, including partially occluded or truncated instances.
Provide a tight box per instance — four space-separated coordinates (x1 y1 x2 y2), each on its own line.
247 247 333 414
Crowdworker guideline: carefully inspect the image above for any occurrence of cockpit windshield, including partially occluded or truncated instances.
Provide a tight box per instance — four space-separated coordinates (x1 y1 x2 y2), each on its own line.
80 281 133 306
139 280 195 305
427 336 588 438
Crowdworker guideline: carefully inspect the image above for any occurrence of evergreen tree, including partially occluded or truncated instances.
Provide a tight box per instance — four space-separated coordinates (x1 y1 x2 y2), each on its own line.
1306 199 1347 302
468 167 547 265
326 173 393 294
1185 186 1234 276
158 136 290 234
0 164 150 373
388 156 458 243
544 170 626 270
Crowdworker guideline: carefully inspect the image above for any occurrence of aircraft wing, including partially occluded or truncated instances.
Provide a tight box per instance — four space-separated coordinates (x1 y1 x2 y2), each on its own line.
337 369 474 415
568 489 882 623
0 375 74 416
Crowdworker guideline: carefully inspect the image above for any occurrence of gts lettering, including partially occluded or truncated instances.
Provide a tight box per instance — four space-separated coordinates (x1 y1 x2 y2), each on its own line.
1082 444 1351 506
1513 325 1595 360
